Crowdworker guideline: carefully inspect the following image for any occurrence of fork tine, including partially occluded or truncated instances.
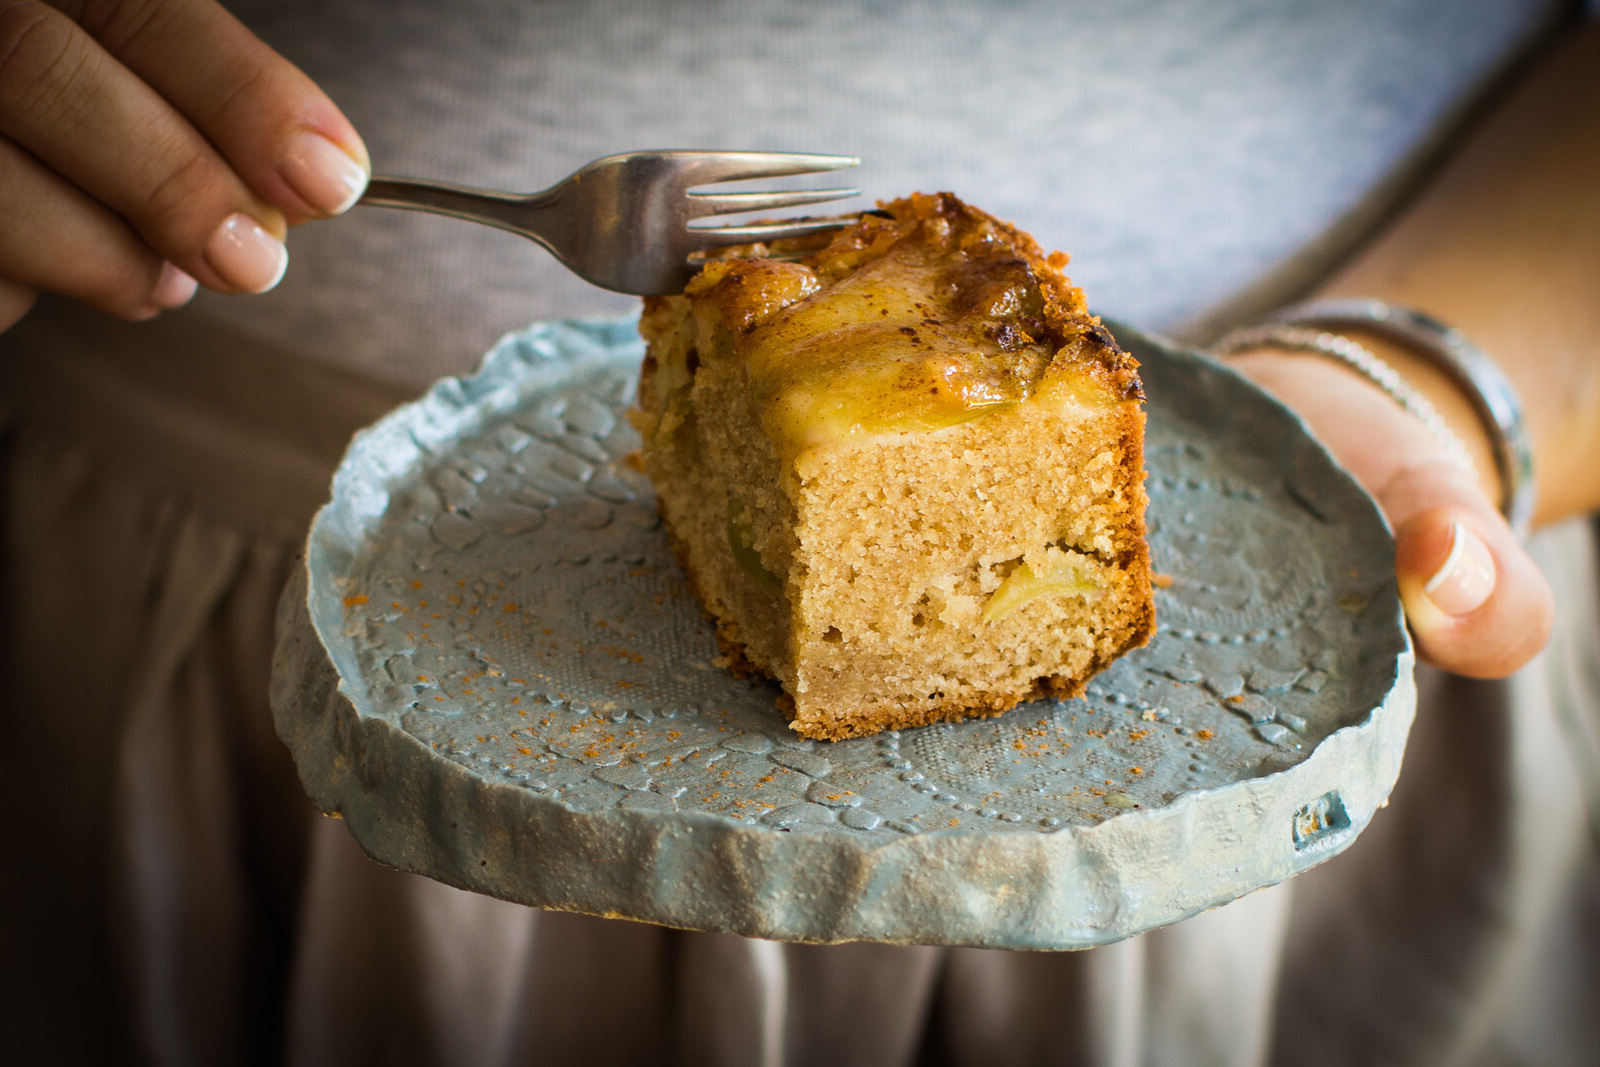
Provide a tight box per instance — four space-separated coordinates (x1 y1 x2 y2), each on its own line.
670 151 859 186
692 214 859 246
686 187 859 218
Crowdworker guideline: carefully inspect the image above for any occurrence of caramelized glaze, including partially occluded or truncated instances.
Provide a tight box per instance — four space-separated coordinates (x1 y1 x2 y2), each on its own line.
680 192 1140 452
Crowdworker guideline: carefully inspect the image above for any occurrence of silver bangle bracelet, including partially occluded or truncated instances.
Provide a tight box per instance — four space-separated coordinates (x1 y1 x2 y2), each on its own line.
1213 322 1479 481
1219 298 1536 538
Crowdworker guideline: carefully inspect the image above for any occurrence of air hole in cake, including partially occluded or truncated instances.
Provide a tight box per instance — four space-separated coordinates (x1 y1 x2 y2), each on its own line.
988 556 1023 582
684 345 700 376
822 627 843 644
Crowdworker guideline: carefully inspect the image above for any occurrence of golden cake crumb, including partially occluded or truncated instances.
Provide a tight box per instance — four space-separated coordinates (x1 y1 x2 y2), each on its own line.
633 193 1155 740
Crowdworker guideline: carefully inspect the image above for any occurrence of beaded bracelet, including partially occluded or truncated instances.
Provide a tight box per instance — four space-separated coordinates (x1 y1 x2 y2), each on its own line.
1215 299 1535 538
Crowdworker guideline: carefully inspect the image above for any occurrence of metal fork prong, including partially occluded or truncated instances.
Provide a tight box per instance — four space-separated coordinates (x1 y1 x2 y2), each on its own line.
693 216 859 245
673 151 859 186
685 187 859 218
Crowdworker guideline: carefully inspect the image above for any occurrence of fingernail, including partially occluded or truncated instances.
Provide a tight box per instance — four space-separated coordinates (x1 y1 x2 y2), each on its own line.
150 262 198 309
281 130 369 215
204 214 288 293
1423 520 1496 616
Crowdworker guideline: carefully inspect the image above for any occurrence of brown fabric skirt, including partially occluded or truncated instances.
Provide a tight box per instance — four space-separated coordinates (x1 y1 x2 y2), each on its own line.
2 301 1596 1066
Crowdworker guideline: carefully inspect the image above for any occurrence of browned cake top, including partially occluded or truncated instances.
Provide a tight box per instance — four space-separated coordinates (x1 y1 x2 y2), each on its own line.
673 192 1143 453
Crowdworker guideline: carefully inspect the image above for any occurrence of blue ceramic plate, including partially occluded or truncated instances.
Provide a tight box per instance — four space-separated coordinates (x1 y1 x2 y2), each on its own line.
271 317 1413 948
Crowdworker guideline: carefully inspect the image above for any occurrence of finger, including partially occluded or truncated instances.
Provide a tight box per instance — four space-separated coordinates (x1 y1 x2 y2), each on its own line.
0 133 197 319
64 0 370 221
1379 467 1554 678
0 276 40 331
0 2 287 291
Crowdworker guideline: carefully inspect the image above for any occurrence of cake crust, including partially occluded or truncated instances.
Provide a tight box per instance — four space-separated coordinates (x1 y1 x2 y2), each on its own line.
635 193 1155 740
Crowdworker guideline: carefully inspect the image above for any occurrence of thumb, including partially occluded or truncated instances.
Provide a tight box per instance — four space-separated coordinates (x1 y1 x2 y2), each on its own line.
1381 465 1554 677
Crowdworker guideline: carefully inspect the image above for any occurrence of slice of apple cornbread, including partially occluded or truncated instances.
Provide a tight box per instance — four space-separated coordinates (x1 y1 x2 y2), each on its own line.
633 192 1154 741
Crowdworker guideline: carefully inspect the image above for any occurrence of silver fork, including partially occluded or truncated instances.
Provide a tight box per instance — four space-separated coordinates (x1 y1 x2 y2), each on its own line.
357 150 860 295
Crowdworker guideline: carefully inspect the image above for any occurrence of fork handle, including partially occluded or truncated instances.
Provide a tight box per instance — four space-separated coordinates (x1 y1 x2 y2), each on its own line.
360 176 560 250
